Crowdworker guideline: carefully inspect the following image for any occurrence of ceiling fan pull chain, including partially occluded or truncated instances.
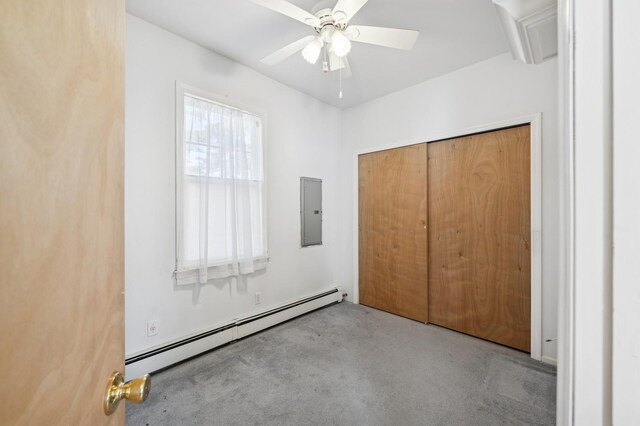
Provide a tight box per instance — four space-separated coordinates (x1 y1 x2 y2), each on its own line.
339 68 343 99
322 45 329 72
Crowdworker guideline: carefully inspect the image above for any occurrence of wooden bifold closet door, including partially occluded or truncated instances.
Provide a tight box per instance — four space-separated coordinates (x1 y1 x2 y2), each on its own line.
428 126 531 352
358 144 428 323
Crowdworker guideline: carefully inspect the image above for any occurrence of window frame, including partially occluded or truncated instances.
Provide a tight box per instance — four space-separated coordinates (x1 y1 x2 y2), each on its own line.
174 81 268 279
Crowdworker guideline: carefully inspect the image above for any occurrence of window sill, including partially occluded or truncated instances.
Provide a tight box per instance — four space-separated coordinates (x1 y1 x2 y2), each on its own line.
175 256 269 285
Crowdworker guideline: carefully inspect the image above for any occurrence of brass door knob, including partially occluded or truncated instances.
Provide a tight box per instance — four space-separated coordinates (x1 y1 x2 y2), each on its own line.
103 371 151 415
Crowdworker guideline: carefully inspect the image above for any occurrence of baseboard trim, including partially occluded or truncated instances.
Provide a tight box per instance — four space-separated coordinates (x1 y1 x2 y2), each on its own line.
125 287 342 379
541 355 558 366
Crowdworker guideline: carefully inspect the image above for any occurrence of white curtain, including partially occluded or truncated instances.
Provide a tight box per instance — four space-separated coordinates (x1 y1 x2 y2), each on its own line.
176 95 267 285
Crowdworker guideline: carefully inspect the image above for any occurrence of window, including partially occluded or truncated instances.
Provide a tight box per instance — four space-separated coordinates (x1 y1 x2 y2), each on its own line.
175 85 267 285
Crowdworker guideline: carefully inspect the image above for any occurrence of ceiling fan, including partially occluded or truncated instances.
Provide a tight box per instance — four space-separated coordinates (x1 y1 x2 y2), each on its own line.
250 0 420 80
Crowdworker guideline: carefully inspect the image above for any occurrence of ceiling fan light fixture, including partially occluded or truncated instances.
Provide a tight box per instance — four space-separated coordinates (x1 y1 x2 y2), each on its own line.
302 37 323 64
331 30 351 57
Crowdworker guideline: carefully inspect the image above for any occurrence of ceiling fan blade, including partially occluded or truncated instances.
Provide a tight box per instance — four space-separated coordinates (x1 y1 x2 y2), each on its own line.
332 0 368 23
261 35 316 65
346 25 419 50
250 0 320 27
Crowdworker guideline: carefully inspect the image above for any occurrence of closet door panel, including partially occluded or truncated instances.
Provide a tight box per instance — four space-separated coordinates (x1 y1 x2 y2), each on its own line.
428 126 531 351
358 144 428 323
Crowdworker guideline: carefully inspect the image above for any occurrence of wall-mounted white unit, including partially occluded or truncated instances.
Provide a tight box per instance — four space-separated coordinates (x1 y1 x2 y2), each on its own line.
125 287 344 379
493 0 558 64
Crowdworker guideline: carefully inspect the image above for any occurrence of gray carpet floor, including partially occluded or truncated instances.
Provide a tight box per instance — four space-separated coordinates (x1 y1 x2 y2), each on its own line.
127 302 556 426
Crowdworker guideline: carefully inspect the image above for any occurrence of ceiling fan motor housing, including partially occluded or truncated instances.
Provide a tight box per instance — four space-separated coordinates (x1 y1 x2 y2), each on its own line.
309 0 348 31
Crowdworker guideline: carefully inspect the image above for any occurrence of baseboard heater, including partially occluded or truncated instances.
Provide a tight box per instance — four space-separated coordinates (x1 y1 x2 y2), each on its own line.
125 287 344 379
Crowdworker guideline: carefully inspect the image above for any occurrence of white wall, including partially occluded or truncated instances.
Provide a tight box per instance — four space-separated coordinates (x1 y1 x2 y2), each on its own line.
570 0 613 421
126 14 560 361
341 53 559 360
612 0 640 421
560 0 640 422
125 14 350 356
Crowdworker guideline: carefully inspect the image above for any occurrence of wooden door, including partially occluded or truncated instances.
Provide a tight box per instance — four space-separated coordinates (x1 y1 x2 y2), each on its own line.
0 1 125 424
427 126 531 351
358 144 428 323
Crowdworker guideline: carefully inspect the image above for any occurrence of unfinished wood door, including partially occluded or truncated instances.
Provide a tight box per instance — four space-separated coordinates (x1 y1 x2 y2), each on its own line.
358 144 428 323
427 126 531 351
0 1 125 424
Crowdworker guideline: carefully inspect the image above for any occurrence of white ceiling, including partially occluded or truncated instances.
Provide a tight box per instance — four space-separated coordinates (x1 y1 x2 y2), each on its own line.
126 0 510 109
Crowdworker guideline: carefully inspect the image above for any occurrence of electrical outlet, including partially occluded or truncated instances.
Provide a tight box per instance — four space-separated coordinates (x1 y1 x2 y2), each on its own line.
147 320 159 337
254 292 261 305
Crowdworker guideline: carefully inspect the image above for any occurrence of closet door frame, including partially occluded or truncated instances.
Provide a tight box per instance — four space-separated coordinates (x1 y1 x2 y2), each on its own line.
352 113 542 361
